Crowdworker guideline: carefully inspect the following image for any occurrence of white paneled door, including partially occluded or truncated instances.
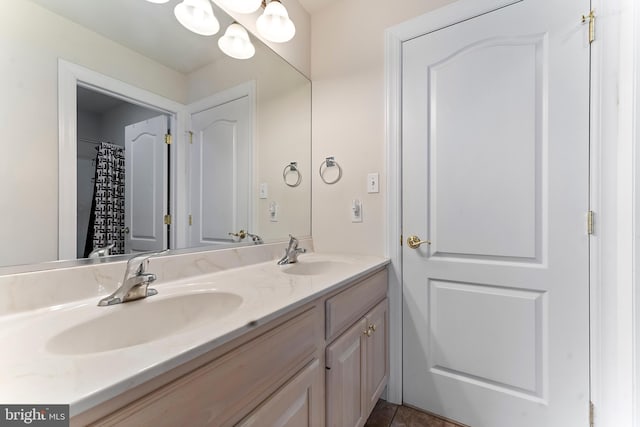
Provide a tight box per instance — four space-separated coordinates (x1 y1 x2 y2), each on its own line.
401 1 590 426
124 115 169 253
190 96 251 246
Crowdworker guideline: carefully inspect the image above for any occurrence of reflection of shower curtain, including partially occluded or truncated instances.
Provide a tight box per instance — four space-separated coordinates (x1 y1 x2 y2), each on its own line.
84 142 125 257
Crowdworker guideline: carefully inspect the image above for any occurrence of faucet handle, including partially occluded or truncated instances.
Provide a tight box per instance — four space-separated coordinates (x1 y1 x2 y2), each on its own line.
125 249 169 276
288 234 299 247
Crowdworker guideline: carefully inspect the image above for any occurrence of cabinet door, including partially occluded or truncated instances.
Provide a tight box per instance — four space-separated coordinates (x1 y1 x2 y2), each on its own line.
326 318 368 427
364 299 389 414
238 359 323 427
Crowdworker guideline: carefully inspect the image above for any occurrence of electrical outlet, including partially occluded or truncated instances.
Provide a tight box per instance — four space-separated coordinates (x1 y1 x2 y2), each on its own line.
269 201 279 222
367 173 379 193
351 199 363 223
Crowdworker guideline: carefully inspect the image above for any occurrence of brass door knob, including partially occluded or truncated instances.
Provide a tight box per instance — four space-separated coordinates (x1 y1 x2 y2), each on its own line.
229 230 247 239
407 235 431 249
363 329 372 337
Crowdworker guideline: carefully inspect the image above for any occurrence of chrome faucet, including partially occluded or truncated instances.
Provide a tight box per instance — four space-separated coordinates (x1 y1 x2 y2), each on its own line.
277 235 306 265
247 232 264 245
98 250 167 306
88 243 115 258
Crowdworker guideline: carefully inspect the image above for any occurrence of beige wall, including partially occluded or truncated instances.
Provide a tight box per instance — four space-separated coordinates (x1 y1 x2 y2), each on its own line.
310 0 455 255
1 1 186 267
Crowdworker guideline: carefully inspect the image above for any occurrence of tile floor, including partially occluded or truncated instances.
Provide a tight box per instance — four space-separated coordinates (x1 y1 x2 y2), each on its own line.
365 399 468 427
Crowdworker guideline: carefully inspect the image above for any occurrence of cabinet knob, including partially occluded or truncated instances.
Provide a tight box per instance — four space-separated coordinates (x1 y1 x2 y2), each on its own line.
363 329 372 337
369 324 376 332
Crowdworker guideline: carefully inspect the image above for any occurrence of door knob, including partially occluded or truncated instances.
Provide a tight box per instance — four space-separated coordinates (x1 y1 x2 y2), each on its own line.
229 230 247 239
407 235 430 249
123 227 130 235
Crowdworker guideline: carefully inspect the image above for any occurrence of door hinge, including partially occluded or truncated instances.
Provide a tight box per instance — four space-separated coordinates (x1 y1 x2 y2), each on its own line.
164 214 172 225
589 401 594 427
400 234 403 246
188 131 193 144
188 214 193 226
587 210 594 235
164 134 172 145
582 10 595 44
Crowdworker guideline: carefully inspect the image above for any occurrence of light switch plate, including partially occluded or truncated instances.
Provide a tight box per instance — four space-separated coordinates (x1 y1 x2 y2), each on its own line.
259 183 268 199
367 173 379 193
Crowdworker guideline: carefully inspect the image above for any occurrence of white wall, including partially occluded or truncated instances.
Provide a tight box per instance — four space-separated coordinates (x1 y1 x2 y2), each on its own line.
0 1 186 267
310 0 456 255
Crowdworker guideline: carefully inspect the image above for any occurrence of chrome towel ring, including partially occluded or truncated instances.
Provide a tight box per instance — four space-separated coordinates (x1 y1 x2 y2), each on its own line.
319 156 342 185
283 162 302 187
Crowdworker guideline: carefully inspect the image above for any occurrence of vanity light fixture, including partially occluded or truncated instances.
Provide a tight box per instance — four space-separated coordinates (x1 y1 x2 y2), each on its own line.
217 0 262 14
256 0 296 43
145 0 171 3
218 23 256 59
174 0 220 36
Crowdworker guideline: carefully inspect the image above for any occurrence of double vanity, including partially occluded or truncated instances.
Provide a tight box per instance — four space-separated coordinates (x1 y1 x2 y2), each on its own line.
0 239 389 426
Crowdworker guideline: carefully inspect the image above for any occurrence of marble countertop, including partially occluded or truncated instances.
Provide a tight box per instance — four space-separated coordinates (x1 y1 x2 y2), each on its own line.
0 252 388 416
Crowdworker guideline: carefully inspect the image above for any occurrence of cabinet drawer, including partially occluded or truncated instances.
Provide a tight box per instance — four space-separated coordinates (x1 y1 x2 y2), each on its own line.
325 269 387 340
93 307 319 427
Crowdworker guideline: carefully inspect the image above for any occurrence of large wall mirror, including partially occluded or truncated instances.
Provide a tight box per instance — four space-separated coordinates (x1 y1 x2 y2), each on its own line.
0 0 311 270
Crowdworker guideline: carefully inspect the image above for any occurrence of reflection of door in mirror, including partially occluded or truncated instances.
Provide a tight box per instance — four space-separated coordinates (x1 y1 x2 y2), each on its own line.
124 116 169 253
190 95 252 247
76 87 169 258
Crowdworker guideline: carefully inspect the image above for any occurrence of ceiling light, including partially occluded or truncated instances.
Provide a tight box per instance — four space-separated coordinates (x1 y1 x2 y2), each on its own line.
218 23 256 59
218 0 262 14
256 0 295 43
145 0 171 3
174 0 220 36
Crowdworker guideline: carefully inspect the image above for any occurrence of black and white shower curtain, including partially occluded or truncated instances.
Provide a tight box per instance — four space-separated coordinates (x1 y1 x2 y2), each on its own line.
84 142 126 257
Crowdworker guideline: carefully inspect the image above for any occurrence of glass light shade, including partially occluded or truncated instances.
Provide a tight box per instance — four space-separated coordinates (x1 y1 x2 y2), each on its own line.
145 0 170 3
174 0 220 36
218 0 262 14
256 0 295 43
218 23 256 59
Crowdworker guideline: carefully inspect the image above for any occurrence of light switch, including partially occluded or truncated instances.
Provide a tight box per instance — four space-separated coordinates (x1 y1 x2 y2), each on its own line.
367 173 379 193
259 183 268 199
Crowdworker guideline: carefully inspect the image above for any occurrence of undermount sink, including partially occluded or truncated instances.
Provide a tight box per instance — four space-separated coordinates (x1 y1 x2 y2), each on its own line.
281 260 349 276
46 292 242 355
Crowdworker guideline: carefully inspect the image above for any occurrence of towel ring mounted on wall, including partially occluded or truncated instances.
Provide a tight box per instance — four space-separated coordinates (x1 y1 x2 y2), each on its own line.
283 162 302 187
319 156 342 185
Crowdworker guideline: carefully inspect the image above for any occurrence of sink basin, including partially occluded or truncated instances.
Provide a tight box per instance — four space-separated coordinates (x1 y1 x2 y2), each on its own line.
281 260 348 276
46 292 242 355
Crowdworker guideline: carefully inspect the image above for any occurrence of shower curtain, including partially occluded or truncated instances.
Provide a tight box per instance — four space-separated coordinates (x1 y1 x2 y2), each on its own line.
84 142 126 257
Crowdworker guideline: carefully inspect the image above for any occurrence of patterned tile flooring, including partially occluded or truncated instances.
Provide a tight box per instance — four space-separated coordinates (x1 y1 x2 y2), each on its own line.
365 399 467 427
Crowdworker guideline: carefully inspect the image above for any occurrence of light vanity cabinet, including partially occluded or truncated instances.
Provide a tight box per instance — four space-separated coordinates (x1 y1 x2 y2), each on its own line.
82 306 323 427
325 271 389 427
73 267 388 427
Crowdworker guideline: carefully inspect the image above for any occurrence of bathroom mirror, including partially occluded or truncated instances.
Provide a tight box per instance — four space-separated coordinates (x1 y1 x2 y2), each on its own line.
0 0 311 269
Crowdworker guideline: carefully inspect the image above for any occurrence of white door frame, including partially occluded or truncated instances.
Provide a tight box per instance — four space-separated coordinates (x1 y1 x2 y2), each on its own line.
384 0 639 425
58 59 188 259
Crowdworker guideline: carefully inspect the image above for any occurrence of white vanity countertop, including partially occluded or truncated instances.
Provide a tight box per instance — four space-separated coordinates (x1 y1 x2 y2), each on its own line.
0 252 388 416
